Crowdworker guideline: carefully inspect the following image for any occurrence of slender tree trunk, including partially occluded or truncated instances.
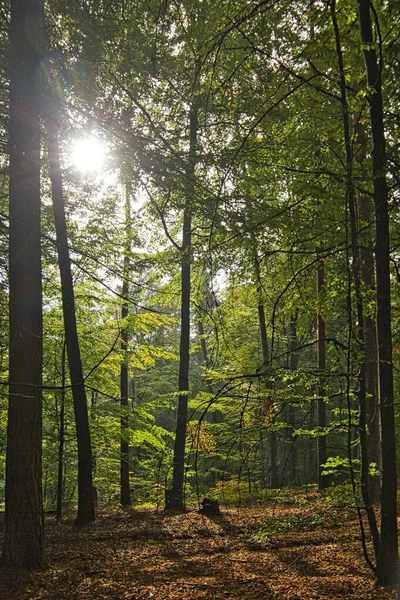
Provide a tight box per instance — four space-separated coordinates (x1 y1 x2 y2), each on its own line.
330 1 379 566
197 311 214 397
355 117 380 505
316 257 328 490
253 251 279 489
168 102 198 511
197 318 209 374
359 207 380 504
120 184 131 506
287 312 299 486
2 0 45 569
46 118 95 526
56 341 66 521
309 402 317 485
358 0 398 588
90 391 98 506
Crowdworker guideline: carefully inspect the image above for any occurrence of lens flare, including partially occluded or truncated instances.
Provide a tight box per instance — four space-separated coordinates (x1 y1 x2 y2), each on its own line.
71 137 106 173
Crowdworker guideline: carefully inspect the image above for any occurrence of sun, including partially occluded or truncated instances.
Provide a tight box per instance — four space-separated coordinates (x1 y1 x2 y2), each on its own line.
71 136 106 173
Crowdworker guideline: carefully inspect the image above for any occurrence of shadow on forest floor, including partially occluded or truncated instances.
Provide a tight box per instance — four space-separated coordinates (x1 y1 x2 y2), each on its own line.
0 495 397 599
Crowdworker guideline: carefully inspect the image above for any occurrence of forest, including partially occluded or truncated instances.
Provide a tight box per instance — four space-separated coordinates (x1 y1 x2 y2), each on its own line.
0 0 399 598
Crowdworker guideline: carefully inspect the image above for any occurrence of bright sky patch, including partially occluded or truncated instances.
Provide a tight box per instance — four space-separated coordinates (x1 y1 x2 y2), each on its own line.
71 137 106 173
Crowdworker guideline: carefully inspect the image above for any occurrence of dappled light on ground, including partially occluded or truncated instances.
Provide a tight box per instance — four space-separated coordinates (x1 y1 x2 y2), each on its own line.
0 496 396 599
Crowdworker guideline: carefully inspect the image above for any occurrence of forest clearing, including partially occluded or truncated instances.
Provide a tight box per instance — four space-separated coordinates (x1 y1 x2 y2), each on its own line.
0 493 397 600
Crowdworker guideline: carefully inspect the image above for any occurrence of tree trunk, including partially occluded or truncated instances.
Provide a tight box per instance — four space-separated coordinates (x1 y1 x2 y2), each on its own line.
120 184 131 507
258 295 279 489
358 0 398 588
168 102 198 511
2 0 45 569
56 341 66 521
252 248 279 489
46 117 95 526
359 204 380 504
330 2 379 566
197 311 213 397
355 117 380 505
316 257 328 490
287 312 300 486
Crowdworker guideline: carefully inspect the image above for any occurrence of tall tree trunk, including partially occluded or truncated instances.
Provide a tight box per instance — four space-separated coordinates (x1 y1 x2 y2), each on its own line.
120 184 131 507
56 341 66 521
358 0 398 588
316 257 328 490
46 117 95 526
330 1 379 568
287 311 299 486
308 402 317 485
2 0 45 569
168 101 198 511
253 250 279 489
355 117 380 505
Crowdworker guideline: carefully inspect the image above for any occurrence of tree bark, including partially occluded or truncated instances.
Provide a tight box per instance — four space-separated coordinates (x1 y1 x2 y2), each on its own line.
287 312 299 486
316 257 328 490
46 118 95 526
253 251 279 489
196 281 214 398
168 102 198 511
355 117 380 505
56 341 66 521
330 1 379 564
197 315 215 396
358 0 398 588
2 0 45 569
120 184 131 507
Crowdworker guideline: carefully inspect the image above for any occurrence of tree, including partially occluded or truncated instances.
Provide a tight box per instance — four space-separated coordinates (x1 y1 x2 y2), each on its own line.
55 340 67 521
46 108 95 526
2 0 46 568
329 0 380 571
168 98 199 511
316 256 329 490
120 183 132 507
355 117 380 505
358 0 398 589
253 243 279 489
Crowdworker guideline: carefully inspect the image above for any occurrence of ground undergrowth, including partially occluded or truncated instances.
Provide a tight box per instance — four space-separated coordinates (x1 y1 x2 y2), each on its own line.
0 492 397 599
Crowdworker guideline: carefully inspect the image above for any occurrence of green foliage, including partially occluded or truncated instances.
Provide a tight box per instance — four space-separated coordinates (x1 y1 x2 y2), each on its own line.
324 483 362 509
321 456 359 478
209 478 263 505
1 0 399 520
251 511 327 541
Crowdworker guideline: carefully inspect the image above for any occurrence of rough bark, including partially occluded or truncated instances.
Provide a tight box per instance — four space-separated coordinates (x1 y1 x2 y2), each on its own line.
358 0 398 588
46 118 95 526
2 0 45 569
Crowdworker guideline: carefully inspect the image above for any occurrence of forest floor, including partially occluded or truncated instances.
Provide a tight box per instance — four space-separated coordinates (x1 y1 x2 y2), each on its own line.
0 491 397 600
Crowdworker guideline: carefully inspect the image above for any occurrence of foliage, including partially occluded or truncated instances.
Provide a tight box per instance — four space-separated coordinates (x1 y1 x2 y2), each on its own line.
0 2 399 577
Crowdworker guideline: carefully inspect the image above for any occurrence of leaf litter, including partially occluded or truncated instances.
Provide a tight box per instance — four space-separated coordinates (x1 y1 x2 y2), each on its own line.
0 494 397 599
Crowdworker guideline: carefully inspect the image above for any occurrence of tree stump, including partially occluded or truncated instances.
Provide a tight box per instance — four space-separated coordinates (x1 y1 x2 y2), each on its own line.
199 498 221 516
